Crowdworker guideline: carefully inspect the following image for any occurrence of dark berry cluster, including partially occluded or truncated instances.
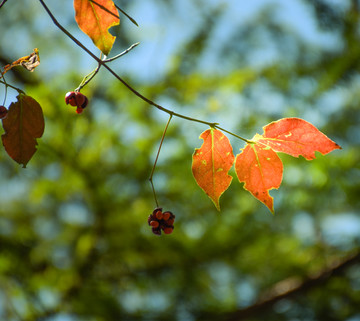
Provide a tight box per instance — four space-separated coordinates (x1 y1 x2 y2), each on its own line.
148 207 175 235
65 91 88 114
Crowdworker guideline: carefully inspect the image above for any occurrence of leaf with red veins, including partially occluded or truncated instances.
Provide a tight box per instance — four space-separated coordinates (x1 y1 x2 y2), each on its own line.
235 143 283 213
253 118 341 160
192 128 235 211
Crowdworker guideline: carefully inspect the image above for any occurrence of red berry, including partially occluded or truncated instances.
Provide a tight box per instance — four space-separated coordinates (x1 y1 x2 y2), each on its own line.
155 211 163 220
81 96 89 109
150 221 159 228
163 227 173 234
65 91 77 106
65 91 88 110
0 106 8 119
76 107 83 114
162 212 171 221
167 219 174 226
152 207 162 215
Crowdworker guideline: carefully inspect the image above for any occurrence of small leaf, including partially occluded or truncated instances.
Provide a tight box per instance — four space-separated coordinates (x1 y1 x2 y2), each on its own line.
254 117 341 160
74 0 120 56
1 94 45 167
192 128 235 211
2 48 40 75
235 143 283 213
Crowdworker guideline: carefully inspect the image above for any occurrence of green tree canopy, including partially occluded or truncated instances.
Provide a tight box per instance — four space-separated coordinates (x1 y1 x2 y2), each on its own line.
0 1 359 320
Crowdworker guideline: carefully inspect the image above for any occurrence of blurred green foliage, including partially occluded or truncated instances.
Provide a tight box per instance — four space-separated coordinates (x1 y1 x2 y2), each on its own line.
0 0 359 320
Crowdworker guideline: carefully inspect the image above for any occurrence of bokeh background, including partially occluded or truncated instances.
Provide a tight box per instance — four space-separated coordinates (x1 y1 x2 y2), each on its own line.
0 0 359 320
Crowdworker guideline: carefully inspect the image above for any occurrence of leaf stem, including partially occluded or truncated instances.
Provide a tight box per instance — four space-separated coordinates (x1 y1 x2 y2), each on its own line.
103 42 140 63
215 125 254 144
149 114 173 207
115 5 139 27
0 79 25 94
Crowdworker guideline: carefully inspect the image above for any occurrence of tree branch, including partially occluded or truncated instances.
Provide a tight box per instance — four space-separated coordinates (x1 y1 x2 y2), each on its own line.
197 251 360 320
37 0 251 143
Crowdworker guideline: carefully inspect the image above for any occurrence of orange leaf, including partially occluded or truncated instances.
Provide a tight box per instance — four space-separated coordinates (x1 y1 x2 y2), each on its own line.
74 0 119 56
254 118 341 160
1 94 45 168
192 129 235 211
235 144 283 213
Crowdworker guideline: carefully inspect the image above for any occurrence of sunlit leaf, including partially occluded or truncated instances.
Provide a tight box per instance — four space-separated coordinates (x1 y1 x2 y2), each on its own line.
74 0 120 56
254 118 341 160
235 143 283 213
192 128 235 211
1 94 45 167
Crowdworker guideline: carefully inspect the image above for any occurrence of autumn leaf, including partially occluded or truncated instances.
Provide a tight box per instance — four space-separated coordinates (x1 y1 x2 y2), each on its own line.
1 48 40 75
253 117 341 160
2 94 45 168
235 143 283 213
192 128 235 211
74 0 119 56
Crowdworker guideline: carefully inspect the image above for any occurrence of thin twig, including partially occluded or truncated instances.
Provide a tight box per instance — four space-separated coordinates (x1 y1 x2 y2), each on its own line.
38 0 250 143
103 42 140 63
149 114 173 207
0 0 8 9
115 4 139 26
0 79 25 94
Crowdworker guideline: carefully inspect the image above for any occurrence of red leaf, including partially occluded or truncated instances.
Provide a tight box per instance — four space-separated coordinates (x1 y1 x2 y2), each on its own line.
254 118 341 160
192 129 235 211
74 0 119 56
235 143 283 213
1 94 45 168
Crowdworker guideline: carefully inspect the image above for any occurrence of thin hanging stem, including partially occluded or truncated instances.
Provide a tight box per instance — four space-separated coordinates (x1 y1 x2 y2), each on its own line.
149 115 173 207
